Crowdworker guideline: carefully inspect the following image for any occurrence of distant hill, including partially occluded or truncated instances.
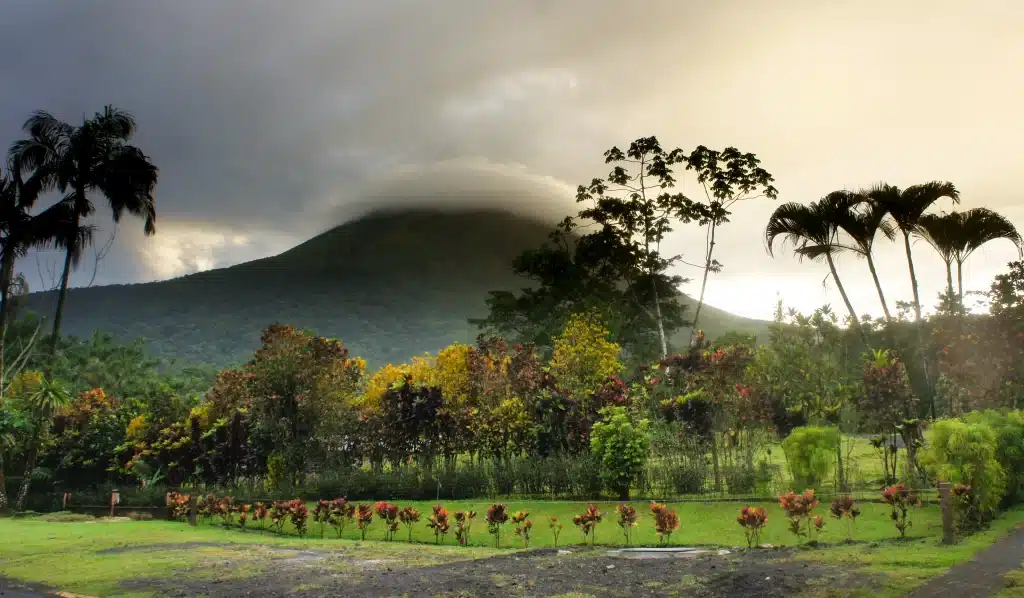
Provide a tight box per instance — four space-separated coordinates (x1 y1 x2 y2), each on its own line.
24 207 771 368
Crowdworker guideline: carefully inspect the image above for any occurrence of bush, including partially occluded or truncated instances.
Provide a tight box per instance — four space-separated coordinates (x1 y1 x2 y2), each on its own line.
964 410 1024 507
781 426 839 491
724 465 757 495
919 417 1007 523
590 406 651 500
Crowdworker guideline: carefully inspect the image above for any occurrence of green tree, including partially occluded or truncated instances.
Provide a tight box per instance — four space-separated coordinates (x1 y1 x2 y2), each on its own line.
574 136 693 358
8 106 159 353
831 191 897 322
680 146 778 344
549 313 623 400
14 374 72 510
590 406 650 500
765 194 868 344
0 404 27 509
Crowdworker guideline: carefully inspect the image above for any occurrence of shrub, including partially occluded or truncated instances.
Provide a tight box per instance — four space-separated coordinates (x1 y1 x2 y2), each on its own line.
590 406 651 500
236 504 251 531
398 506 421 543
964 410 1024 506
374 501 400 541
329 498 355 538
549 313 623 399
572 504 603 546
312 500 331 538
215 496 235 527
486 504 509 547
253 502 269 533
616 504 639 546
953 483 978 535
778 489 823 543
355 503 374 540
549 516 564 547
428 505 451 545
736 506 768 548
454 510 477 546
649 501 679 545
270 501 290 534
881 483 919 539
288 500 309 537
511 511 532 548
781 427 838 491
165 492 190 521
724 465 757 495
829 497 860 542
919 417 1007 523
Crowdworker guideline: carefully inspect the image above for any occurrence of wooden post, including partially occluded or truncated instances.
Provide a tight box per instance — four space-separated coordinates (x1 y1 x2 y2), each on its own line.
61 492 71 510
110 489 120 518
938 481 955 545
188 494 197 526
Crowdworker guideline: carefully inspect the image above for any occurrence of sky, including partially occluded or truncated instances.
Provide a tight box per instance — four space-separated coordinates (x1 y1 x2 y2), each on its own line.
0 0 1022 321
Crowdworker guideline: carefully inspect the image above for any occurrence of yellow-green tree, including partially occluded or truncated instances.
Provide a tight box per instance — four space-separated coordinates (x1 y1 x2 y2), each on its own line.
549 313 622 399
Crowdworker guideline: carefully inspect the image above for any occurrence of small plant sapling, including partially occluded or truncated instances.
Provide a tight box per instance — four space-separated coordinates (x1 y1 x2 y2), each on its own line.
313 500 330 539
778 489 821 543
572 504 603 546
356 503 374 540
216 496 235 527
329 498 355 538
881 483 920 539
736 506 768 549
549 516 564 548
829 497 860 542
454 510 477 546
511 511 532 548
374 501 400 541
253 502 269 534
289 499 309 537
399 506 421 543
428 505 451 544
486 504 509 548
165 492 191 521
650 501 680 545
270 501 290 534
236 504 251 532
616 504 639 546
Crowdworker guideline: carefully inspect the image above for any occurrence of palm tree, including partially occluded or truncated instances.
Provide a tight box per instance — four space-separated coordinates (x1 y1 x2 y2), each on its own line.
867 182 960 321
8 106 158 353
830 190 898 322
13 374 72 511
0 405 26 509
920 209 1023 306
765 194 868 344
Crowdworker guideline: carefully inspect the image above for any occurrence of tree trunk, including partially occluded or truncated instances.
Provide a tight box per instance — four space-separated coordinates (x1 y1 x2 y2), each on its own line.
49 241 76 356
944 260 955 303
0 251 13 396
650 277 669 358
824 253 867 347
901 231 936 418
14 431 40 511
0 457 7 510
865 255 892 322
689 220 718 345
956 259 965 307
710 435 722 493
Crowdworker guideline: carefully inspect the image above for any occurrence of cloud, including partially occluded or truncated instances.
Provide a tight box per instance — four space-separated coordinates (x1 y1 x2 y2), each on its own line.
2 0 1023 318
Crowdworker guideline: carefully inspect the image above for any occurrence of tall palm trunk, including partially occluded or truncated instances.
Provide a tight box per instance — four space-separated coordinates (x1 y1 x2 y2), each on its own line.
901 230 936 417
14 426 43 511
865 254 892 322
944 261 954 300
824 253 867 346
49 212 81 356
689 220 718 345
0 455 7 510
956 259 965 306
0 251 13 395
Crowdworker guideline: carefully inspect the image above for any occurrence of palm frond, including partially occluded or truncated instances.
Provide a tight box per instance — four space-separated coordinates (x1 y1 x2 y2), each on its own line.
870 181 960 228
915 212 958 264
955 208 1022 261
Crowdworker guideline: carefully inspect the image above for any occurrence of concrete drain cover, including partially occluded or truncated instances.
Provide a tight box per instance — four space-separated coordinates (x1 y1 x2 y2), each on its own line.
606 547 710 560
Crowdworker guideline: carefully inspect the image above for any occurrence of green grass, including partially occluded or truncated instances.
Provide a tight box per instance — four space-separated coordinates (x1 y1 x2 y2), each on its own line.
0 516 502 597
197 498 942 549
997 561 1024 597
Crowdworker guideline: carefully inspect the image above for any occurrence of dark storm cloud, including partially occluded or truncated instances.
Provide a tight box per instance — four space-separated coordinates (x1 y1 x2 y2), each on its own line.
1 0 1022 318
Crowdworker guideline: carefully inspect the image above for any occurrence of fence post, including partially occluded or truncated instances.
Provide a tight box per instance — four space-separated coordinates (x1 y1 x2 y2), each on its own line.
938 481 955 544
110 489 119 518
188 493 197 526
61 492 71 510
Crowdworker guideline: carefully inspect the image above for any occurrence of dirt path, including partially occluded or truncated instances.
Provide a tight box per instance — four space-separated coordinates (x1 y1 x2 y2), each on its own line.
906 526 1024 598
0 577 54 597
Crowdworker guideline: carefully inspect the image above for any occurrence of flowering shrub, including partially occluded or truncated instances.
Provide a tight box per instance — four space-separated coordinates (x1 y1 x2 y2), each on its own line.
215 496 235 526
572 504 603 546
313 500 331 538
511 511 532 548
454 510 476 546
375 502 400 541
329 498 355 538
881 483 920 539
197 494 215 523
399 506 421 543
253 502 269 533
165 492 190 521
236 504 251 531
549 516 564 548
778 489 822 542
616 504 639 546
270 501 290 534
829 497 860 542
649 501 679 545
288 499 309 537
486 504 509 547
736 506 768 548
428 505 451 544
356 503 374 540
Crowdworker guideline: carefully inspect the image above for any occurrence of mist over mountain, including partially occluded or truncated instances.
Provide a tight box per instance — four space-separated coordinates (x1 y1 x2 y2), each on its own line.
24 207 770 367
